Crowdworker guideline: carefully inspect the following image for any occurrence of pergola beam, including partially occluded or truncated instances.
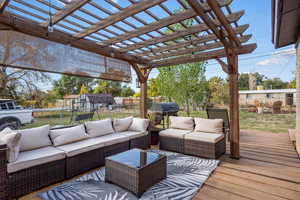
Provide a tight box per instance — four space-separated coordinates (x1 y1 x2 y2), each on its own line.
0 0 10 14
207 0 241 47
135 25 249 57
147 35 251 60
42 0 91 27
145 43 256 68
121 11 245 53
75 0 166 39
186 0 233 48
0 12 151 65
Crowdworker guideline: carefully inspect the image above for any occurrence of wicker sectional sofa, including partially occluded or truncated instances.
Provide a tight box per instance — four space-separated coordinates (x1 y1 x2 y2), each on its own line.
159 116 226 159
0 117 150 200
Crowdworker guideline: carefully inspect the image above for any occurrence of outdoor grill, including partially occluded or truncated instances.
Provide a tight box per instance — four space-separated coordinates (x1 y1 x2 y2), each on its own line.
150 102 179 116
149 102 179 127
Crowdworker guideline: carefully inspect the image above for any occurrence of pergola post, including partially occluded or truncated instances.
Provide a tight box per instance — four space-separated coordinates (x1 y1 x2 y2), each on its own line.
295 36 300 155
140 80 148 119
139 68 150 119
227 48 240 159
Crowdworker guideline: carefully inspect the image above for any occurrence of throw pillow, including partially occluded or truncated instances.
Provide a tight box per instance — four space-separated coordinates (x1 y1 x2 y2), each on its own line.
18 125 52 152
85 119 114 137
49 124 89 146
194 118 223 133
169 116 194 130
0 127 21 162
128 118 150 132
113 117 133 132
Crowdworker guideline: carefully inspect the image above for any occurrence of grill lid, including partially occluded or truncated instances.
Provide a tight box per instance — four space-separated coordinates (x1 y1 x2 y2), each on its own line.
150 102 179 113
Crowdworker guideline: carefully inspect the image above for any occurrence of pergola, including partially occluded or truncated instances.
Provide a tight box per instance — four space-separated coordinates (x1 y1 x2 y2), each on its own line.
0 0 256 159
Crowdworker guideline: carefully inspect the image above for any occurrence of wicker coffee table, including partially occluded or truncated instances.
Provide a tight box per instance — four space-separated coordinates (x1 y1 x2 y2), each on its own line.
105 149 167 197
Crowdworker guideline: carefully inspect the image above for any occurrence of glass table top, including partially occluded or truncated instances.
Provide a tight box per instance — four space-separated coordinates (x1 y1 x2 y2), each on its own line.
106 149 164 168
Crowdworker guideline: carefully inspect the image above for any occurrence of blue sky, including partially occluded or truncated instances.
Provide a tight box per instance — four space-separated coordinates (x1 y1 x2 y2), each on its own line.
7 0 296 91
138 0 296 90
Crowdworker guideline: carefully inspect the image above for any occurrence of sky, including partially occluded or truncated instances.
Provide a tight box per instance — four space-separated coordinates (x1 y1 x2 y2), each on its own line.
6 0 297 91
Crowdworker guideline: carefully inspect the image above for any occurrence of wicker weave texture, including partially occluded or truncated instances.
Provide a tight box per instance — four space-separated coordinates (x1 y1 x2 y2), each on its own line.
0 145 8 200
105 155 167 197
159 136 185 153
104 141 130 157
8 159 65 199
66 147 104 178
130 135 150 150
184 137 226 159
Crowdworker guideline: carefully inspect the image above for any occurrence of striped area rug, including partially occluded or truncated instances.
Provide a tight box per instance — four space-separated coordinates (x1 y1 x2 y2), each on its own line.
40 150 219 200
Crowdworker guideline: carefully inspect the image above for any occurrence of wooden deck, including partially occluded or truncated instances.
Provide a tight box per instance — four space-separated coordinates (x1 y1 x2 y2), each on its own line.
194 130 300 200
21 130 300 200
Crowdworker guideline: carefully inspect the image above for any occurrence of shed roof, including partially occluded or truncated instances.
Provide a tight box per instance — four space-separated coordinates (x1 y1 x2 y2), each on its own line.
239 89 296 94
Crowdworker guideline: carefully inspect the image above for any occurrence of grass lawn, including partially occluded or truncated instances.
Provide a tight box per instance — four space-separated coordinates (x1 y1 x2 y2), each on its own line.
24 110 295 133
178 110 295 133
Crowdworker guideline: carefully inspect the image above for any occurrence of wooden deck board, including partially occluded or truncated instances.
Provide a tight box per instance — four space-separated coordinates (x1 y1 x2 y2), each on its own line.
194 130 300 200
20 130 300 200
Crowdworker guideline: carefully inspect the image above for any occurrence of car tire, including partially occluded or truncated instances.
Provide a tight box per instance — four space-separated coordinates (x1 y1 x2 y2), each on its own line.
0 119 21 131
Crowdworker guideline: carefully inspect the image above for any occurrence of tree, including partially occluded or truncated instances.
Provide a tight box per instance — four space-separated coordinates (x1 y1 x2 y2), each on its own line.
148 78 160 97
263 78 288 89
208 77 229 105
79 85 88 94
239 73 266 90
0 67 50 99
156 62 207 116
120 86 135 97
52 75 95 98
288 72 296 88
93 80 122 96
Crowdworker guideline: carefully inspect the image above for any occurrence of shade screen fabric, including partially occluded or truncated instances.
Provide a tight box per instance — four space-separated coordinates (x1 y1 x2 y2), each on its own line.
0 31 131 82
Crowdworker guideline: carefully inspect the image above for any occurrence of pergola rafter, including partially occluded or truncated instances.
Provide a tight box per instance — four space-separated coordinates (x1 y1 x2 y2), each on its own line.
135 26 250 57
75 0 167 39
145 43 257 68
145 35 252 61
0 0 257 159
41 0 91 27
0 0 10 14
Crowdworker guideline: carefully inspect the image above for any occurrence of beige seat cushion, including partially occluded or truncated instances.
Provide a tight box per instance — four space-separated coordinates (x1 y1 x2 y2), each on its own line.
85 119 114 137
0 128 21 163
159 129 192 139
113 117 133 132
18 125 52 152
117 131 147 139
128 118 150 132
50 124 89 146
185 132 224 143
93 134 129 146
56 138 105 157
7 146 65 173
169 116 194 130
194 118 223 133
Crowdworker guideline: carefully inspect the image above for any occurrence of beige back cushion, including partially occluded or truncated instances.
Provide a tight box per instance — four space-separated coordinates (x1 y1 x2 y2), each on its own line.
85 119 114 137
129 118 150 132
113 117 133 132
0 128 21 163
194 118 223 133
50 124 89 146
169 116 194 130
18 125 52 152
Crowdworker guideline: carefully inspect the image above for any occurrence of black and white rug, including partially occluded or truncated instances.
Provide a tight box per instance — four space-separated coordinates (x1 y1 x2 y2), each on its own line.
39 150 219 200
